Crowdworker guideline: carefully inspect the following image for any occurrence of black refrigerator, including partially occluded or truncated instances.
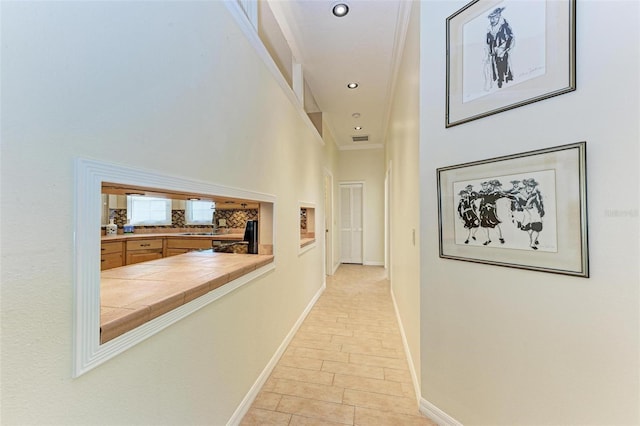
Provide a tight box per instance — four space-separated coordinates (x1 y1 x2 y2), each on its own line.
243 220 258 254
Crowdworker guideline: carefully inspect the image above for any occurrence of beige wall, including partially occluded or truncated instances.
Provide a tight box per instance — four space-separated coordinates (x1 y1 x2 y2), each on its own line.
419 1 639 424
0 1 326 424
384 0 422 395
338 148 385 266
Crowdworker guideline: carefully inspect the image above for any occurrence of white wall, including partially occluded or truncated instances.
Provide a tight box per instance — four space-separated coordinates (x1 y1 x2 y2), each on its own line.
338 148 385 266
385 0 422 395
0 1 326 424
420 1 639 424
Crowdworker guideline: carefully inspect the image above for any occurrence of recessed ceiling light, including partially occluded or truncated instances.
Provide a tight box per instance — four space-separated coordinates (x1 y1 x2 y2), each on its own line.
347 82 358 89
354 126 363 130
352 112 361 118
332 3 349 17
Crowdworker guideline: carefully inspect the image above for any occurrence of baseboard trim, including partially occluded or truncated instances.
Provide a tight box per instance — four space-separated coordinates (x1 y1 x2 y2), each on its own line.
227 282 326 425
363 260 384 266
419 398 463 426
390 290 463 426
389 290 421 403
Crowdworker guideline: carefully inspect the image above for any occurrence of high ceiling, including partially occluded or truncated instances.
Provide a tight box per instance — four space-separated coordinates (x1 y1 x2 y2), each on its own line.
268 0 412 150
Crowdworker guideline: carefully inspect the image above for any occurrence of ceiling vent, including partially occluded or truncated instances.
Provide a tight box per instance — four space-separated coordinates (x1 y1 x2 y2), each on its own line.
352 135 369 143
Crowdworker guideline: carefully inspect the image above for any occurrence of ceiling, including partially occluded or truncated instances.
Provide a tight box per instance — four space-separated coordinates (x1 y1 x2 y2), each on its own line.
268 0 412 150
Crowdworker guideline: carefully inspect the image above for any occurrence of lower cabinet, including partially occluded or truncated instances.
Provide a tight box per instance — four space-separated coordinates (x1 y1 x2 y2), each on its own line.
101 241 124 270
102 237 222 269
125 239 164 265
165 238 213 257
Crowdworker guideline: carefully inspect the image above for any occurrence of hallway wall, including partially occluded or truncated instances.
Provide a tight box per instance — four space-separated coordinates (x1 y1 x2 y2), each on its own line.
338 148 385 266
1 2 326 424
419 1 639 424
385 0 422 396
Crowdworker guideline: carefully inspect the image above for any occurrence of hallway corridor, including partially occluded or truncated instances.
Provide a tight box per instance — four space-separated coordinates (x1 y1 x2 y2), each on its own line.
240 264 434 425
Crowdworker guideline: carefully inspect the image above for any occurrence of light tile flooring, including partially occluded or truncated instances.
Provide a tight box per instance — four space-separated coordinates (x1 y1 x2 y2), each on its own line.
240 264 435 426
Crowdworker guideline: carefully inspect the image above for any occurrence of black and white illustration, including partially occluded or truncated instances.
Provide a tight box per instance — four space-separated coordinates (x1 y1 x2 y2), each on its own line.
453 170 558 252
462 0 547 103
438 143 586 276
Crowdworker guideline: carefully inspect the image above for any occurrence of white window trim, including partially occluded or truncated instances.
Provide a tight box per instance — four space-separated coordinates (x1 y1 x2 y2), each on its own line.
73 158 276 377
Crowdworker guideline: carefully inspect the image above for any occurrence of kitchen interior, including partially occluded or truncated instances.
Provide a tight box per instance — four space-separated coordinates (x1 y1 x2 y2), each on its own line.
99 182 275 344
101 182 263 262
299 206 316 248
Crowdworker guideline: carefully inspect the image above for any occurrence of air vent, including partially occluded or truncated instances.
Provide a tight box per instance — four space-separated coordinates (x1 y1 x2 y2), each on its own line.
352 135 369 143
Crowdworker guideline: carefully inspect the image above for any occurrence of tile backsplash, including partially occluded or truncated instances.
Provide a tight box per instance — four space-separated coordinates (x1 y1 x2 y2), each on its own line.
216 209 259 229
300 208 307 232
107 208 258 232
110 209 127 227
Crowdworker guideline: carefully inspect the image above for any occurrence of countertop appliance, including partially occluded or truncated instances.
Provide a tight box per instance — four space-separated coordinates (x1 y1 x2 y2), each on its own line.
243 220 258 254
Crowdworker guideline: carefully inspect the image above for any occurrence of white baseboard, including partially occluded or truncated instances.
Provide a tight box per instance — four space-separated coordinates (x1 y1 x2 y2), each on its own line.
227 282 326 425
389 289 421 403
390 290 462 426
363 260 384 266
419 398 463 426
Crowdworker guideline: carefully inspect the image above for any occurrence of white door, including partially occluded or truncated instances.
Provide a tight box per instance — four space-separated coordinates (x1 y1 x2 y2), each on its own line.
340 183 363 264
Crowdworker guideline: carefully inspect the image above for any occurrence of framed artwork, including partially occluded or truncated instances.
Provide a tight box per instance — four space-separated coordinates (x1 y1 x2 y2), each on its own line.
437 142 588 277
446 0 576 127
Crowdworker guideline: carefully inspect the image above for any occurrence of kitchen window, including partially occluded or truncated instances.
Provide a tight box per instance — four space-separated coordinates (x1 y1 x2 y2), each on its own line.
127 196 172 225
186 200 214 225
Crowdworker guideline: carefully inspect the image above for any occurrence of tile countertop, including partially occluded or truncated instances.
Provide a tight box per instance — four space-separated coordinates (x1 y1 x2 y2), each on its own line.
300 232 316 248
300 238 315 248
100 250 274 344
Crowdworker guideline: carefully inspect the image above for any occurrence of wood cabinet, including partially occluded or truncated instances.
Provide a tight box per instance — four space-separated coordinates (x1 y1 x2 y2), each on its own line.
216 202 259 210
107 194 127 209
102 234 247 267
101 241 124 270
165 238 213 257
125 239 163 265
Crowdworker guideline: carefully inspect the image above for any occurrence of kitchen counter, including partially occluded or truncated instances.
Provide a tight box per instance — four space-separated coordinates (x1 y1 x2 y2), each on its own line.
300 238 315 248
300 232 316 248
100 250 274 343
101 232 245 241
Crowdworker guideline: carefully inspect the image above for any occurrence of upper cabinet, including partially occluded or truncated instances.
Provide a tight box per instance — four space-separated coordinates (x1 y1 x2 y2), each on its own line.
216 202 259 210
108 194 127 209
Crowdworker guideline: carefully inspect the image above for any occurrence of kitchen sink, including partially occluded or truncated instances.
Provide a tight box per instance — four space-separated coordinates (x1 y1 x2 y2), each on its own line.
179 231 229 236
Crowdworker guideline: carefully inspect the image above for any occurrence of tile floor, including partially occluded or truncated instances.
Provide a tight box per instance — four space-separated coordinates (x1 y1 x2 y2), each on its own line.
240 264 435 425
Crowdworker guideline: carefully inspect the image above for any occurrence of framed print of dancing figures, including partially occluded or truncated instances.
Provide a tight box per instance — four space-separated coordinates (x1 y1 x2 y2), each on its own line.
445 0 576 127
437 142 588 277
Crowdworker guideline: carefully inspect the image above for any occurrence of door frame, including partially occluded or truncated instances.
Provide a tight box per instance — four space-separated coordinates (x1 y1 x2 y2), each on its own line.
339 181 365 265
385 161 392 279
324 169 336 275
